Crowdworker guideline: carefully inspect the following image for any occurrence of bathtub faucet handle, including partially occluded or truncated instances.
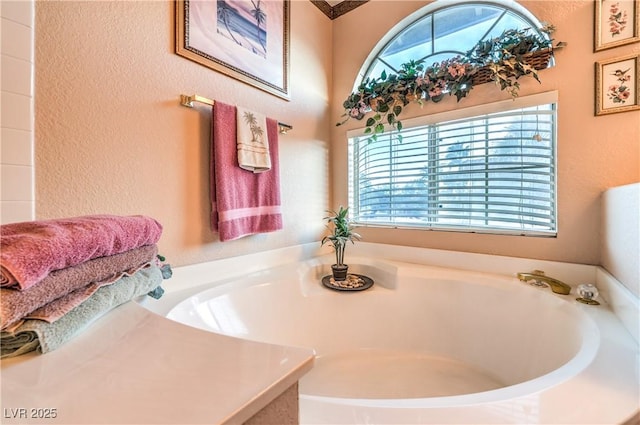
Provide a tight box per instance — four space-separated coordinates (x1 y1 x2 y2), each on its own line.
516 270 571 295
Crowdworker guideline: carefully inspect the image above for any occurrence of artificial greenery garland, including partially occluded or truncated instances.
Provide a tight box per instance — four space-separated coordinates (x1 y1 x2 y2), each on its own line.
337 24 566 141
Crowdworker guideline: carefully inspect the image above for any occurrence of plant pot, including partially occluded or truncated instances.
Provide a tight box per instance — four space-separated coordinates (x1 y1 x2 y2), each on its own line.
471 48 553 85
331 264 349 281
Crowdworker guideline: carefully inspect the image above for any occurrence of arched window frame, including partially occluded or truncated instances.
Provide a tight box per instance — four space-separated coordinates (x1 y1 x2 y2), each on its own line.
354 0 549 91
346 1 558 236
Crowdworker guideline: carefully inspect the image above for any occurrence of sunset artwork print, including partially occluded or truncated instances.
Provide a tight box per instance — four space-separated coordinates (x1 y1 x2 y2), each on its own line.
176 0 290 99
217 1 268 59
595 0 639 51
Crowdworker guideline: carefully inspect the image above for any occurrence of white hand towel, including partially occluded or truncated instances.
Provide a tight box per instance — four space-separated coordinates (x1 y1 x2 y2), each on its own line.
236 106 271 173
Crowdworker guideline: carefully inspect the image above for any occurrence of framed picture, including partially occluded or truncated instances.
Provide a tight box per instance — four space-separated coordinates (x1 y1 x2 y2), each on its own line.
176 0 290 100
595 54 640 115
594 0 639 51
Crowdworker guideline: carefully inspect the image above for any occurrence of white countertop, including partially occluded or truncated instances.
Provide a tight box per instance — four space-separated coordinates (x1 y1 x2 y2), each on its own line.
0 301 315 424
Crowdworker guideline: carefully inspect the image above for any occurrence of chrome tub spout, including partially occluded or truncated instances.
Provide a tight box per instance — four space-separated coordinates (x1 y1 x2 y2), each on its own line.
517 270 571 295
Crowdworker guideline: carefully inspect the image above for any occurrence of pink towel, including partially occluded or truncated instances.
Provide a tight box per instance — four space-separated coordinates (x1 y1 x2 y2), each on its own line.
210 102 283 241
0 215 163 290
22 262 154 325
0 244 158 331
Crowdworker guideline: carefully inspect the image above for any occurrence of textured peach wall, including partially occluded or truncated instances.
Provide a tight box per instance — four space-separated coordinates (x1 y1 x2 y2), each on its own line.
331 0 640 265
35 1 331 267
33 1 640 267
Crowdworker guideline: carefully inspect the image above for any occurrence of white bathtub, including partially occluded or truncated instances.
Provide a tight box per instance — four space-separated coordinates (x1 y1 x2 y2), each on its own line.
165 256 639 424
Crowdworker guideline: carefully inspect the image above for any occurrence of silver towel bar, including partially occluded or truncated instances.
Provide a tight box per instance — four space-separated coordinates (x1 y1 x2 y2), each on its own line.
179 94 293 134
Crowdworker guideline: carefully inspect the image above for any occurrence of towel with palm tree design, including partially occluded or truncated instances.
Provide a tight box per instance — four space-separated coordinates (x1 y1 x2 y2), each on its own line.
237 106 272 173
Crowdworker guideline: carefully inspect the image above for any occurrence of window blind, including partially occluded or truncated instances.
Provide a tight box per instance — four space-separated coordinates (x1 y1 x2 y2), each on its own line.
348 101 557 236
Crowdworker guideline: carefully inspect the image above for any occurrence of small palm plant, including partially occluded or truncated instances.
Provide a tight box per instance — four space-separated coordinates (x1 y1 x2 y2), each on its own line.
321 206 361 280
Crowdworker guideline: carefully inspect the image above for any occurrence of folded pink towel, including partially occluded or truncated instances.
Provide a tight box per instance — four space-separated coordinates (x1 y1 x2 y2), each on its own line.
210 102 283 241
0 215 163 290
1 264 164 358
22 262 154 325
0 244 158 331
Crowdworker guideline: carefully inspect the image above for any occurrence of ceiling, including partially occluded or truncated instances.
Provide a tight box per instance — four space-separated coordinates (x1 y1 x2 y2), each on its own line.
311 0 369 19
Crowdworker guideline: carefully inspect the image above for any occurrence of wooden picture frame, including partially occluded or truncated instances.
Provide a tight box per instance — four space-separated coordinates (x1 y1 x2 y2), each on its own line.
175 0 290 100
595 0 640 51
595 53 640 115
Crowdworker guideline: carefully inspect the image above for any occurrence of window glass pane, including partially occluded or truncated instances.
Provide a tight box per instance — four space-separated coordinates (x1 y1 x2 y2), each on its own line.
364 59 396 81
483 11 537 41
433 5 502 54
380 16 432 71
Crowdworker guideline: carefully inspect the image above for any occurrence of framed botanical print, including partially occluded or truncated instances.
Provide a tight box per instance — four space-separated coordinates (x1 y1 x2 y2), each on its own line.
595 53 640 115
595 0 640 51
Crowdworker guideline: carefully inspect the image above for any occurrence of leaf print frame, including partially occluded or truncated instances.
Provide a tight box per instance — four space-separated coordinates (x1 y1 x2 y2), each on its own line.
595 54 640 115
176 0 290 100
595 0 639 51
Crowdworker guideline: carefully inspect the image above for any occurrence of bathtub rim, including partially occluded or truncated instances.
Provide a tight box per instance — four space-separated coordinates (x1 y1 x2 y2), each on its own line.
165 257 602 407
143 241 638 345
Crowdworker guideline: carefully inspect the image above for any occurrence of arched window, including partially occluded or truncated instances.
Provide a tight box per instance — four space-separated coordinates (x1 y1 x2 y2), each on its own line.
359 1 549 88
347 2 558 236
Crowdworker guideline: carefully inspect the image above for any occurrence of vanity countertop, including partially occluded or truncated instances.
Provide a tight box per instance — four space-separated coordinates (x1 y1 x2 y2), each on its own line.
0 301 315 424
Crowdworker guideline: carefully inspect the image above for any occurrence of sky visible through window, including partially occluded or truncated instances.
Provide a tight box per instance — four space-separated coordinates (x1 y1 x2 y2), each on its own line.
362 3 542 85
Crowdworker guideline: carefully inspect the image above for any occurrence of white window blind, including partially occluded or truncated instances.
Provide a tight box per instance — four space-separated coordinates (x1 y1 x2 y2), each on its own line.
348 94 557 236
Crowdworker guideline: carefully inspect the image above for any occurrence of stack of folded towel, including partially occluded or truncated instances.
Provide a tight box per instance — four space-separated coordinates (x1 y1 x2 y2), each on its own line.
0 214 171 358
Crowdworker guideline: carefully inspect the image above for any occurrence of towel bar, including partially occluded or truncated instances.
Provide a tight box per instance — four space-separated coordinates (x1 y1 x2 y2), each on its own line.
179 94 293 134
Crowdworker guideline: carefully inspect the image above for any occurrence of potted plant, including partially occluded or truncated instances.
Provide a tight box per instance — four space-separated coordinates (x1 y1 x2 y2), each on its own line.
466 25 564 97
321 206 361 281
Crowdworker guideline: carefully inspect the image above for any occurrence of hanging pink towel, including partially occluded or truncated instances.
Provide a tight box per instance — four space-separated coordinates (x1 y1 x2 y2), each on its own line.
210 102 283 241
0 215 163 290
